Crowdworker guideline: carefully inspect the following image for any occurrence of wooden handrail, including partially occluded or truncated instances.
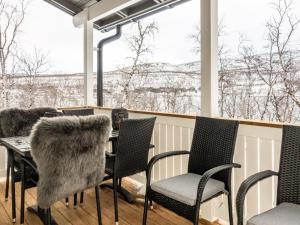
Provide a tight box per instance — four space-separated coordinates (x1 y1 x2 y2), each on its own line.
59 105 284 129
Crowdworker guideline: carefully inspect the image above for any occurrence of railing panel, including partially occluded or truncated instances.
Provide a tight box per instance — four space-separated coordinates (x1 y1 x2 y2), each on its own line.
259 139 274 214
245 136 259 219
173 126 182 176
233 135 246 218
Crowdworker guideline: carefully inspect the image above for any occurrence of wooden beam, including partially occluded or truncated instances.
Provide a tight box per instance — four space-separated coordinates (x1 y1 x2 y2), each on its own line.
43 0 81 15
200 0 218 117
83 19 94 105
73 0 141 27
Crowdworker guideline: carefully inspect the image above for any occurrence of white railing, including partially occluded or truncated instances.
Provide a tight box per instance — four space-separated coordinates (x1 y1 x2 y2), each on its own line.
94 107 282 224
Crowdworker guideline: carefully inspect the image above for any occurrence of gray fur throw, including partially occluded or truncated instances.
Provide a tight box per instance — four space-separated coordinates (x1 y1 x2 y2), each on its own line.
0 107 57 137
30 115 110 209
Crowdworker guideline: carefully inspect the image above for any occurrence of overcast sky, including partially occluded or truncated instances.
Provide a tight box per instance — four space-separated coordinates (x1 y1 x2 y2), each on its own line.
18 0 300 73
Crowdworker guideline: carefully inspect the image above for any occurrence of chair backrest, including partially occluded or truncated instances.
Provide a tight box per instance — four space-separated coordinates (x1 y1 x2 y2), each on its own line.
0 107 57 137
30 115 110 209
188 117 239 189
277 125 300 205
62 108 94 116
114 117 156 177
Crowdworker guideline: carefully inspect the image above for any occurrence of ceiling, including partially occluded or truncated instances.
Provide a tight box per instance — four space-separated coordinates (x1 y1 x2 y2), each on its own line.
43 0 190 31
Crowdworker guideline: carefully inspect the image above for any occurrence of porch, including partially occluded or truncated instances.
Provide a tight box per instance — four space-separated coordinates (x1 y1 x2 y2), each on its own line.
0 105 283 224
0 0 294 224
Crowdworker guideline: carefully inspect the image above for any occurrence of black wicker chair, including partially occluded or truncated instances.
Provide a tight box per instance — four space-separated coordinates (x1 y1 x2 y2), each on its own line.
236 125 300 225
0 107 57 223
62 108 94 208
143 117 240 225
104 117 156 225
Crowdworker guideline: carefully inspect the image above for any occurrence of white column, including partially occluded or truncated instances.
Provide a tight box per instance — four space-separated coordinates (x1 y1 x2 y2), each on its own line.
201 0 218 117
83 20 94 105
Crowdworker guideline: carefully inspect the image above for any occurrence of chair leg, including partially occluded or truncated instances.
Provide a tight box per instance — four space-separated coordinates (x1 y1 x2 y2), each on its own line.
5 159 10 201
80 192 84 204
228 192 234 225
142 191 149 225
193 206 200 225
113 177 119 225
20 162 26 225
74 193 78 208
65 197 69 207
11 158 16 223
149 199 153 210
95 186 102 225
45 208 51 225
118 178 122 188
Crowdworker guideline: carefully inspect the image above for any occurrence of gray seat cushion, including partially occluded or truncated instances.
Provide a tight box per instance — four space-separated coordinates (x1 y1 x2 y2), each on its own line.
247 203 300 225
151 173 225 206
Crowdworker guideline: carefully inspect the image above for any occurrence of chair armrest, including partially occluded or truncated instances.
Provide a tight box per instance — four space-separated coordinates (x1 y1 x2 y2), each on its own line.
21 157 38 174
236 170 278 225
196 163 241 205
146 150 190 187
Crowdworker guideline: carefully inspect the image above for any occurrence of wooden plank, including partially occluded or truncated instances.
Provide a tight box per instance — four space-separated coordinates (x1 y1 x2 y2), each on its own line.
245 136 259 220
166 125 174 178
159 124 167 180
259 139 273 214
173 126 182 176
152 124 160 181
0 182 217 225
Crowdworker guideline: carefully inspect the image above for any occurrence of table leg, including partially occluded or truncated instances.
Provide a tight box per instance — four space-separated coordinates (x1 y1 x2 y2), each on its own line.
27 206 58 225
11 152 16 223
100 182 135 203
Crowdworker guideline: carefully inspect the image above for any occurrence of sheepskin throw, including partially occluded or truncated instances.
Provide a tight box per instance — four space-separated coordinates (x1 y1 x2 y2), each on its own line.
0 107 57 137
30 115 110 209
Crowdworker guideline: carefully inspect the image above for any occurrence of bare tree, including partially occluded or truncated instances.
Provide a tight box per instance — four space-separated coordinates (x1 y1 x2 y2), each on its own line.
118 21 158 108
189 25 201 55
16 49 49 108
0 0 27 107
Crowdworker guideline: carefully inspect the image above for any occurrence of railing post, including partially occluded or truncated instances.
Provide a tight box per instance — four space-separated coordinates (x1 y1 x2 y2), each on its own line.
201 0 218 117
83 18 94 105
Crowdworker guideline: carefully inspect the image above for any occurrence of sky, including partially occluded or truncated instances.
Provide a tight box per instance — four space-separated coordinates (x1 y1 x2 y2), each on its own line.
14 0 300 73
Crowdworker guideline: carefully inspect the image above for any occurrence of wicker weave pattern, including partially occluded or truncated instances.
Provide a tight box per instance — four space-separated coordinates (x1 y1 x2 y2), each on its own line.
151 190 195 221
62 108 94 116
115 117 156 178
277 125 300 205
188 117 239 190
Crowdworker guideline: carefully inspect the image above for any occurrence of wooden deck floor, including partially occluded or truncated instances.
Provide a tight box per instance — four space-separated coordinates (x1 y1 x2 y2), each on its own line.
0 181 219 225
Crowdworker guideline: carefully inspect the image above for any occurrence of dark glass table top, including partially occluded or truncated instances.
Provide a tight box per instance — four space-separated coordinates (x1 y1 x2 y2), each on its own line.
0 131 119 157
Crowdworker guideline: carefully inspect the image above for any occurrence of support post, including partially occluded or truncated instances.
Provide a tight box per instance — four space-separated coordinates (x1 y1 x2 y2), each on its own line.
83 20 94 105
201 0 218 117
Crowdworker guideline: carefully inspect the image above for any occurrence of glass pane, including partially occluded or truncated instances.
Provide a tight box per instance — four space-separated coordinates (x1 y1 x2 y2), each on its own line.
95 0 201 115
219 0 300 123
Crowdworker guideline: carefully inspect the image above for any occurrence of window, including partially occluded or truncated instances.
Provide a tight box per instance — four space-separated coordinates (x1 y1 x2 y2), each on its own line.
219 0 300 123
94 0 201 114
